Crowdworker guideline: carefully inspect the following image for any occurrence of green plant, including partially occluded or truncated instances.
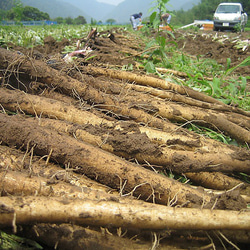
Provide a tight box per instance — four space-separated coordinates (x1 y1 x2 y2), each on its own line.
143 0 174 73
225 56 250 76
149 0 169 26
0 230 42 250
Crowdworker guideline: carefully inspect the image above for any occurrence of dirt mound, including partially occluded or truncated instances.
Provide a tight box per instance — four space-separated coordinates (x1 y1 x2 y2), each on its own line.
174 30 250 66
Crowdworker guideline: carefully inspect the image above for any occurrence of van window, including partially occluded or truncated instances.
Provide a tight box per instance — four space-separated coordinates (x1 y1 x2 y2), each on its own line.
216 5 240 14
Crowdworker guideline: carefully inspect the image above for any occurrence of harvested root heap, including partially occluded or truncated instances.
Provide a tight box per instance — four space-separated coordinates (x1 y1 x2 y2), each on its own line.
0 28 250 249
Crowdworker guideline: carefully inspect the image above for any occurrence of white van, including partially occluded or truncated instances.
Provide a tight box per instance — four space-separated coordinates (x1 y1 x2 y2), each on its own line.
213 3 248 31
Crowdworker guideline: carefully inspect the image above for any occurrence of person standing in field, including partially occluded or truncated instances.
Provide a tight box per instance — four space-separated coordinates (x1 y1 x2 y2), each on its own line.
130 12 142 30
161 13 172 25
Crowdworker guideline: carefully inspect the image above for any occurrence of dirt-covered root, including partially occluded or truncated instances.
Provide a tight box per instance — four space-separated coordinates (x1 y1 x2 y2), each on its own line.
75 73 250 143
38 116 250 174
1 88 250 174
0 196 250 231
80 65 221 105
99 79 250 116
0 87 115 128
185 172 249 193
3 135 246 201
1 47 250 144
1 113 246 209
19 224 156 250
157 103 250 144
0 170 116 201
0 145 114 194
0 88 205 149
19 224 250 250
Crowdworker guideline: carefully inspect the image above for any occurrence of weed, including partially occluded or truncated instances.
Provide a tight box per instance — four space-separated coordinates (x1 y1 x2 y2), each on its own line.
0 230 43 250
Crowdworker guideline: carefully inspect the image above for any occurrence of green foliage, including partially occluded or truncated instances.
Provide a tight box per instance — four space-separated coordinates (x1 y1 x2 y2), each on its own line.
64 17 73 25
225 56 250 76
143 37 170 70
52 16 87 25
0 230 43 250
173 53 250 111
7 0 23 21
74 16 87 25
143 0 172 71
106 18 116 25
140 22 250 113
0 0 16 10
149 0 169 15
2 0 51 21
0 25 110 48
0 9 6 21
236 173 250 184
22 6 49 21
186 123 238 145
54 16 64 24
91 18 97 25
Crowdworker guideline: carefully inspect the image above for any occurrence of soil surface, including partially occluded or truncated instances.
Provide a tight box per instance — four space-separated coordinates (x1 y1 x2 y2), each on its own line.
0 27 250 249
6 28 250 77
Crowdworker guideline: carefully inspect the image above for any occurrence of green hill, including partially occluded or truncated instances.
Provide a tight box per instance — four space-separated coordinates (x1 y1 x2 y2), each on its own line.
1 0 201 24
21 0 92 21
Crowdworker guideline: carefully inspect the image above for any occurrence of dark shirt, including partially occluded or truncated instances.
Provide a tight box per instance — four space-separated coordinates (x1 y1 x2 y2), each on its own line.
131 13 142 19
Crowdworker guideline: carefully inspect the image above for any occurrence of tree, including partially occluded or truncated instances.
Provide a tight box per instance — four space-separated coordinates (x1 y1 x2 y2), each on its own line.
5 1 50 21
22 6 50 21
74 15 87 25
106 18 116 25
91 18 97 25
0 9 6 21
54 17 64 24
0 0 16 10
6 1 23 21
65 17 73 25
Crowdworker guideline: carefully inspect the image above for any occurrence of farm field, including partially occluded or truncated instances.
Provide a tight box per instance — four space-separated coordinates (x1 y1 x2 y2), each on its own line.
0 25 250 249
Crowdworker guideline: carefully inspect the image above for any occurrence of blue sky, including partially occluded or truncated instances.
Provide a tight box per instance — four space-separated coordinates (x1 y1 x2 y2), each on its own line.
97 0 125 5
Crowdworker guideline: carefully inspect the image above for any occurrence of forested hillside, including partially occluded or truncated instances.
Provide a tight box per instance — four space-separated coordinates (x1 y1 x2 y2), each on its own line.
102 0 200 23
1 0 249 25
21 0 91 20
0 0 201 23
0 0 15 10
62 0 116 22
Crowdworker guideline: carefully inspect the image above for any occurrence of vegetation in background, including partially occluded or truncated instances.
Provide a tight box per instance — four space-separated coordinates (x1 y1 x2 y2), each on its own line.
142 0 173 72
0 0 87 25
1 0 249 27
172 0 249 27
106 18 116 25
0 0 49 22
0 0 16 10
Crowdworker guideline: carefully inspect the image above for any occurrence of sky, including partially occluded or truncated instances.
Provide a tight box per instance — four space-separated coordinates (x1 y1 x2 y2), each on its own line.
97 0 125 5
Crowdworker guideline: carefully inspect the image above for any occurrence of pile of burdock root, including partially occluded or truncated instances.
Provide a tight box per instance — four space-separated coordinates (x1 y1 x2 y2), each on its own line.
0 28 250 249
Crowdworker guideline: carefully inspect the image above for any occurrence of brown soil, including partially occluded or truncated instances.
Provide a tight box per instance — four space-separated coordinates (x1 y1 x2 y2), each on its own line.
9 28 249 75
173 30 250 68
0 27 250 249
